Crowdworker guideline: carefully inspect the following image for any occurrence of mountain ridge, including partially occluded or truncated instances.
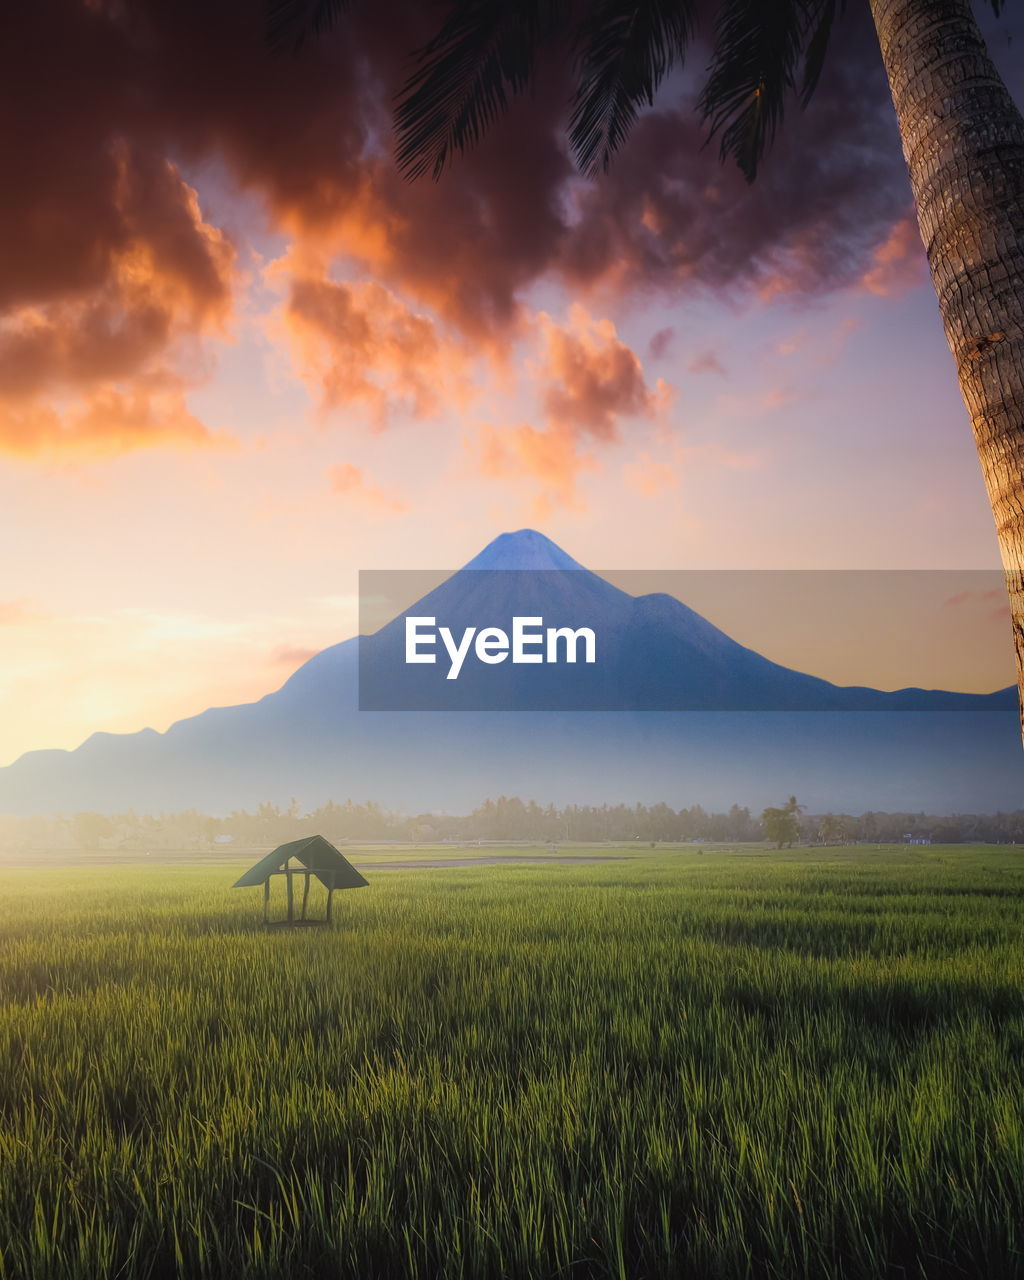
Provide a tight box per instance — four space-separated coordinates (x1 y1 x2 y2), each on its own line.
0 529 1019 815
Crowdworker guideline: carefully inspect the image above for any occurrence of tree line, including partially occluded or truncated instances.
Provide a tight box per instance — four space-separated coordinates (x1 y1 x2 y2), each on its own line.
3 796 1024 849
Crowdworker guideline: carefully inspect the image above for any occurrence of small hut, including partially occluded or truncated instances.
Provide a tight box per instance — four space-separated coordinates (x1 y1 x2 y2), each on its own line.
233 835 368 924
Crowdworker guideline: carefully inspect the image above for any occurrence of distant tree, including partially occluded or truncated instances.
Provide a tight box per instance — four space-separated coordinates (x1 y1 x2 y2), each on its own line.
72 811 114 850
27 799 1024 847
727 803 756 842
761 796 804 849
682 804 710 841
818 813 848 845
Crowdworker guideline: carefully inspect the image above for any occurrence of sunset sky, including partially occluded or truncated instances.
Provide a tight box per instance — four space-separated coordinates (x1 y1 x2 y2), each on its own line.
2 0 1022 766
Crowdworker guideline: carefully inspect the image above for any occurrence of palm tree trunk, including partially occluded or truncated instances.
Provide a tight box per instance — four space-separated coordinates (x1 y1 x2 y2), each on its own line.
868 0 1024 740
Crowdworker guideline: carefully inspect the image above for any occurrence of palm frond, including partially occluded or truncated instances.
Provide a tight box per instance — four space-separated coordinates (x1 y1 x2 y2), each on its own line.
800 0 844 107
267 0 357 54
568 0 699 177
699 0 812 181
394 0 567 181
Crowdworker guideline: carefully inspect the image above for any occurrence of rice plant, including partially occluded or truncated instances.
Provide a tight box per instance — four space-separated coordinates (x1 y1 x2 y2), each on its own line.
0 845 1021 1278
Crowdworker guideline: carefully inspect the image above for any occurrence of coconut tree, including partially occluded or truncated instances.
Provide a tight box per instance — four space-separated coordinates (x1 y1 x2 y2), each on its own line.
761 794 805 847
272 0 1024 735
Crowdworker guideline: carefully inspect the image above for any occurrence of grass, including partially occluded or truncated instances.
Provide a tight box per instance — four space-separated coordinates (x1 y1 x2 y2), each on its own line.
0 845 1022 1279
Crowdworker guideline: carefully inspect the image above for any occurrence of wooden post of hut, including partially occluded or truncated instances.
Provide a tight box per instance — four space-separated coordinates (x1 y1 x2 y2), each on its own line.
232 835 368 926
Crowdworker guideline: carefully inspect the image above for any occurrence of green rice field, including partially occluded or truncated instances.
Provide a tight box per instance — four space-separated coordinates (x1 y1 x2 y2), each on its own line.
1 844 1022 1279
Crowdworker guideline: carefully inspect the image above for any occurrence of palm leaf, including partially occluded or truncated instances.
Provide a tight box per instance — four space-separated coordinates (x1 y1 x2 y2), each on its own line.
699 0 810 181
568 0 699 177
394 0 567 181
267 0 358 53
800 0 843 107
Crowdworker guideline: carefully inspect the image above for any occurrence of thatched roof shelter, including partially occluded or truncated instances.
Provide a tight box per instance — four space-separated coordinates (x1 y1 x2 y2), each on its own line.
233 834 367 923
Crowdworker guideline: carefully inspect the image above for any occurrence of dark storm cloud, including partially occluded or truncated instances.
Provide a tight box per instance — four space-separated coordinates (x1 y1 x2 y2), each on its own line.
0 0 925 452
561 7 912 302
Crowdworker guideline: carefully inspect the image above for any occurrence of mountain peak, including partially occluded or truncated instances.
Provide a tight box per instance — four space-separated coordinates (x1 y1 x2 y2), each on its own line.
461 529 586 572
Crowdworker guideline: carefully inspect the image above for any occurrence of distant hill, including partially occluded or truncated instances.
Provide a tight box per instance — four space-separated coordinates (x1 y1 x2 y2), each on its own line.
1 530 1020 815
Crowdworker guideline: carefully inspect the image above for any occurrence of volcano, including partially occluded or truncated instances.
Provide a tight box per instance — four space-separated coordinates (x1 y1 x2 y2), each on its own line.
0 530 1020 816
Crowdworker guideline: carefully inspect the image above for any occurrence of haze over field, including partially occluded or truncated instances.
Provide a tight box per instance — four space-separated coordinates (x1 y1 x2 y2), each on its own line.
2 532 1019 818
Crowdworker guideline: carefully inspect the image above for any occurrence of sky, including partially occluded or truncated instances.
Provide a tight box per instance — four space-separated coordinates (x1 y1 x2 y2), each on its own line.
1 0 1021 766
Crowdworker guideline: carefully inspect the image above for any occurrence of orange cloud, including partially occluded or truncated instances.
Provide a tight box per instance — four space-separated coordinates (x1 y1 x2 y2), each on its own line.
477 422 598 516
0 379 223 460
537 306 670 441
328 462 408 514
754 214 920 304
1 0 917 476
278 268 470 427
0 0 918 477
0 143 234 458
625 455 680 497
860 214 927 297
3 0 913 368
755 224 848 303
254 19 908 350
473 307 671 508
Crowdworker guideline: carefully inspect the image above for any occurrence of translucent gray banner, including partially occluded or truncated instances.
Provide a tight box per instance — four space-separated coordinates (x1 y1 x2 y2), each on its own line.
358 569 1016 712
